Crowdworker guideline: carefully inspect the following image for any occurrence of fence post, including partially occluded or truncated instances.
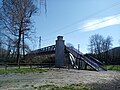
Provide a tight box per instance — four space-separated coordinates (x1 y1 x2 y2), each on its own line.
5 63 8 70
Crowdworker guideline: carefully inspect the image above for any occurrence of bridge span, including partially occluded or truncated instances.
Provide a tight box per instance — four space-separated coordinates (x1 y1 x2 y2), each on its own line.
26 36 106 71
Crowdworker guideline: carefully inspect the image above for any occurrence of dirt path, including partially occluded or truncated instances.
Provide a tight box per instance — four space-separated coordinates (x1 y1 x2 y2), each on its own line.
0 69 120 90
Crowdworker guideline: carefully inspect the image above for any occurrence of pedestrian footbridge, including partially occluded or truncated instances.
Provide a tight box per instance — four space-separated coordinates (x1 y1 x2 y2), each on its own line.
26 36 106 71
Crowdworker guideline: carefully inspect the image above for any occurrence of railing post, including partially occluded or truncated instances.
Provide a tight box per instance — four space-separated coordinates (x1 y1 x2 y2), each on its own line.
55 36 65 67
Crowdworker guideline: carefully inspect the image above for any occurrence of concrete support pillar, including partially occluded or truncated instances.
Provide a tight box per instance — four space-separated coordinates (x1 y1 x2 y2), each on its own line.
55 36 65 67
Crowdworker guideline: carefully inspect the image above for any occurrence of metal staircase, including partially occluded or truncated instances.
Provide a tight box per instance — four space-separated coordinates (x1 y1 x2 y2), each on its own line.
65 46 106 71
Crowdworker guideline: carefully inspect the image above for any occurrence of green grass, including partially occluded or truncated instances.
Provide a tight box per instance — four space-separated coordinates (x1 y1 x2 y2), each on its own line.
0 67 51 74
104 65 120 71
37 84 100 90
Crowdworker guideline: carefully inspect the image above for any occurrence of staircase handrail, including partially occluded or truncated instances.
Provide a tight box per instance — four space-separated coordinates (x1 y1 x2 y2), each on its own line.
65 46 101 71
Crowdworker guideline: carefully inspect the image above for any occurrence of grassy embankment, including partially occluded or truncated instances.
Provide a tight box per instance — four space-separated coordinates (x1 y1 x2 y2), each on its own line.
104 65 120 71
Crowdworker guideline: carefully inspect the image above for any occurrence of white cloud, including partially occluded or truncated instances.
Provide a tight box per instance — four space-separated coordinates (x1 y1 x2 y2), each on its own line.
82 14 120 32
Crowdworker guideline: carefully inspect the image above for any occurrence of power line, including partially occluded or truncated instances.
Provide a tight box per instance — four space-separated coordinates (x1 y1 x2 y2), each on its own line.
62 14 120 35
42 13 120 42
41 1 120 39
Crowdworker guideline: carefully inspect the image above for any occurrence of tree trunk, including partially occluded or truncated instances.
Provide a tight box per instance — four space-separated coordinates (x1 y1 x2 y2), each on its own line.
17 29 22 69
22 31 25 60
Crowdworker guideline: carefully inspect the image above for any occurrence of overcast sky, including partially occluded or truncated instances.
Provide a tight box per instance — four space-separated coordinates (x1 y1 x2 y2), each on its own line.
32 0 120 53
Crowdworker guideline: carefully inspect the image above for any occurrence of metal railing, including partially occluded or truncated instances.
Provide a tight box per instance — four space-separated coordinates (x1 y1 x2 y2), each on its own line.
65 46 106 71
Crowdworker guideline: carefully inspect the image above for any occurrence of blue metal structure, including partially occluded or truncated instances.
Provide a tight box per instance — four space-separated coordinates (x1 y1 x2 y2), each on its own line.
27 36 106 71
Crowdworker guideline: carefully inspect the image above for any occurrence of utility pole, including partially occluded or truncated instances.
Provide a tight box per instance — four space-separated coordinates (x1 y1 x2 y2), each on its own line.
39 36 41 49
78 44 80 52
78 44 80 70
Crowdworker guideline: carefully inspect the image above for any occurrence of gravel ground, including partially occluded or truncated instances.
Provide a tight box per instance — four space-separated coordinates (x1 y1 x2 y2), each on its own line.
0 69 120 90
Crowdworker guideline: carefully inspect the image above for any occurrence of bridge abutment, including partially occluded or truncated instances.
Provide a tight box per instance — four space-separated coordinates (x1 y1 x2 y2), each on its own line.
55 36 65 67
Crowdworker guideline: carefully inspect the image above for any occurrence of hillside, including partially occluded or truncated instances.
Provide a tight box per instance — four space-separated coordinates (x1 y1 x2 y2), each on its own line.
109 47 120 54
87 47 120 65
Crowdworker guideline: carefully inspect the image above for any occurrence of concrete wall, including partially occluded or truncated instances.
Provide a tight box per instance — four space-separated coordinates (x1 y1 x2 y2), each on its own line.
55 36 65 67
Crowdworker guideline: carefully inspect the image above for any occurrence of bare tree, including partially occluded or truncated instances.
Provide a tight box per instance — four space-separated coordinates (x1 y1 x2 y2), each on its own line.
0 0 37 67
88 34 113 61
0 0 47 65
103 36 113 64
103 36 113 52
88 34 104 54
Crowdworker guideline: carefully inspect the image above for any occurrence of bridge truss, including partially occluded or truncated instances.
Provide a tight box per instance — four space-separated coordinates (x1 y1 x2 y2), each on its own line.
26 36 106 71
